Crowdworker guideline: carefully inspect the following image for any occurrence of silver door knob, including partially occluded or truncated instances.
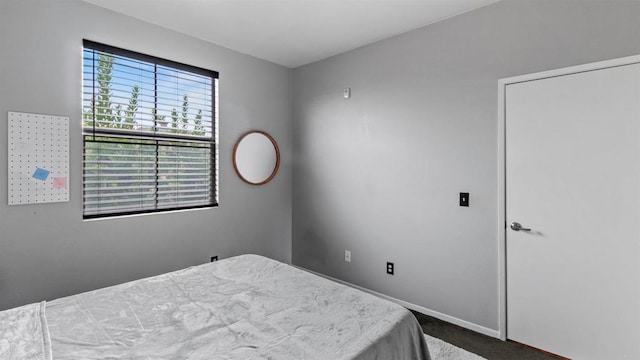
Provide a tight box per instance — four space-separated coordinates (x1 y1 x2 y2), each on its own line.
510 222 531 232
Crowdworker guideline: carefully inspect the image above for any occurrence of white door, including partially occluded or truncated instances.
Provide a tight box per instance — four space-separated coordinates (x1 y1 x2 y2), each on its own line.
506 62 640 359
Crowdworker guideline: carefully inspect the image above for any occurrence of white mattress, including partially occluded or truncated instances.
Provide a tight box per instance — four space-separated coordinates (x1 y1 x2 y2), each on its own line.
2 254 430 359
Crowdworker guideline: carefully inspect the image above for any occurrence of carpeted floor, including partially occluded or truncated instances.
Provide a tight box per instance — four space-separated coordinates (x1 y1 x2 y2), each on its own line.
412 311 562 360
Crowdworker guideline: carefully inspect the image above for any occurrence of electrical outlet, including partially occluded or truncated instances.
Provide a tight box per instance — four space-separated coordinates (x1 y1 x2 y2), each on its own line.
386 262 394 275
345 250 351 263
460 192 469 207
210 256 218 262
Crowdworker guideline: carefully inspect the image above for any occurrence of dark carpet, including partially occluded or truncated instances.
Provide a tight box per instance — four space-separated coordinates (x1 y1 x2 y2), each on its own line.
412 310 564 360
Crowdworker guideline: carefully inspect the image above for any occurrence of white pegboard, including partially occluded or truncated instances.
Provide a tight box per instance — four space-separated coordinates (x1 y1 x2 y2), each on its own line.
8 112 69 205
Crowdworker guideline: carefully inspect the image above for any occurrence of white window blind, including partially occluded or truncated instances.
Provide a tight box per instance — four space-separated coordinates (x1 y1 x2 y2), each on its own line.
82 40 218 218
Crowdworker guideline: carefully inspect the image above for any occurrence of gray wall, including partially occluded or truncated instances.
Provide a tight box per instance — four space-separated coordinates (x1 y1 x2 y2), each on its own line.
292 0 640 334
0 0 292 311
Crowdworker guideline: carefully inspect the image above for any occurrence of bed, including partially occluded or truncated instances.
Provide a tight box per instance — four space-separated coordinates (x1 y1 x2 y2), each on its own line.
0 254 430 359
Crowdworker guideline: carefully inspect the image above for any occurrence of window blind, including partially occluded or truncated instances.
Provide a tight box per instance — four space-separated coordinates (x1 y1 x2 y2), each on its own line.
82 40 218 218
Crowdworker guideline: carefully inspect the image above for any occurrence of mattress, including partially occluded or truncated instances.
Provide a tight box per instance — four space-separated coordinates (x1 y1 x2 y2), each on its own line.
1 254 430 359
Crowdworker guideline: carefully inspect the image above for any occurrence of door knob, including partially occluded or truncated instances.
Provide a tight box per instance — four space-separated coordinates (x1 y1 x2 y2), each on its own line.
510 222 531 232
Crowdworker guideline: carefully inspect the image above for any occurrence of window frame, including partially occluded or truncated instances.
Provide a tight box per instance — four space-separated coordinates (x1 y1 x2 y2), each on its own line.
82 40 219 219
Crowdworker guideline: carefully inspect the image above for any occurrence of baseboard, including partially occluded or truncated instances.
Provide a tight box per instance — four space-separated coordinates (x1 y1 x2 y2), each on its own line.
295 265 501 339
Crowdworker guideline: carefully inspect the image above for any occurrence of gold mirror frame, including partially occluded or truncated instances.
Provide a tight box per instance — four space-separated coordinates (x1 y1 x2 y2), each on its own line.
232 130 280 185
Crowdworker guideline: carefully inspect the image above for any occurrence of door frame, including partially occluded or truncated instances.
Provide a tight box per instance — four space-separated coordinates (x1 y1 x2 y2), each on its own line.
496 54 640 341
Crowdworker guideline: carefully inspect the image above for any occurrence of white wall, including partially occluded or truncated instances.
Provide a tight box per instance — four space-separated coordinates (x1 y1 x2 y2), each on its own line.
0 0 292 311
291 0 640 334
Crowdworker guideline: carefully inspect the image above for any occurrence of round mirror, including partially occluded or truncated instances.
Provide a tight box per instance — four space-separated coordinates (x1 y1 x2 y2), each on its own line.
232 131 280 185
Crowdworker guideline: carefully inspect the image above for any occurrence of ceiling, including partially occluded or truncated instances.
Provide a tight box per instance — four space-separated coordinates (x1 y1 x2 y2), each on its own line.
82 0 501 68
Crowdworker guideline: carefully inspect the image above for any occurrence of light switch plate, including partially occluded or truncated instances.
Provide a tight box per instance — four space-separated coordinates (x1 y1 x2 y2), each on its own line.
460 192 469 207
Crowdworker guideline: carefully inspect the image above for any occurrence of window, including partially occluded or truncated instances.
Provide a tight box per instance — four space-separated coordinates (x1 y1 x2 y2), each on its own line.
82 40 218 218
